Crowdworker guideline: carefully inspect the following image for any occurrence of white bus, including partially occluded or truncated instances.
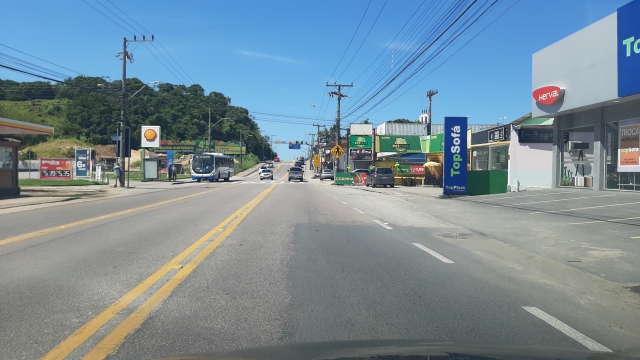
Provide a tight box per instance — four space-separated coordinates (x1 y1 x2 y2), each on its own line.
191 153 235 182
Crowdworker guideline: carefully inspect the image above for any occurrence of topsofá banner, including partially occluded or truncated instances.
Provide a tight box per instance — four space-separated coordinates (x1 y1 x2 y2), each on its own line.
443 117 468 195
618 0 640 97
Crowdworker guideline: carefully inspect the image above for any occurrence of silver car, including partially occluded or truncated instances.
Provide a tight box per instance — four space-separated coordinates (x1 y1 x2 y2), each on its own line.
259 169 273 180
288 167 304 182
320 169 334 180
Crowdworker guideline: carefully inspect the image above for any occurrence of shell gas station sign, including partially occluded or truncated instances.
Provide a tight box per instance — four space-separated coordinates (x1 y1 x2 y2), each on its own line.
140 126 161 147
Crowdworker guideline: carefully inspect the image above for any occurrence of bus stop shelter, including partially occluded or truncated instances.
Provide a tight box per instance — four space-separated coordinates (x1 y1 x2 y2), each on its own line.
0 117 54 197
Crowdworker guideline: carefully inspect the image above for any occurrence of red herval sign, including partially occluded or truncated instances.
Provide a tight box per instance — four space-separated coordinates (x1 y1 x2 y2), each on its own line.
533 86 565 105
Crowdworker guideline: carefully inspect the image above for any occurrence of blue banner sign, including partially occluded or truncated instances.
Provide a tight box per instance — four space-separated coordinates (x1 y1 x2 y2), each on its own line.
75 149 89 177
443 117 468 195
289 143 301 150
618 0 640 97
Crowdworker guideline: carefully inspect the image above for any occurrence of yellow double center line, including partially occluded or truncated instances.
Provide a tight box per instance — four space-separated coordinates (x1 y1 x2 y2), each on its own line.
43 171 287 360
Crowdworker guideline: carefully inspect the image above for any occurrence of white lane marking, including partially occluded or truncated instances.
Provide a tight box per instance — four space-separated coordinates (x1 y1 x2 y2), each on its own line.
354 208 365 214
373 219 393 229
529 201 640 214
511 194 614 206
522 306 611 352
412 243 454 263
341 201 348 204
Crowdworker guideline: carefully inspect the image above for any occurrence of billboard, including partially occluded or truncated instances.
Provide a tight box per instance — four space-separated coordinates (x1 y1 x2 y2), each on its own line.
350 135 372 149
75 149 90 178
40 158 73 180
335 172 354 185
141 126 161 148
618 119 640 172
349 148 372 161
376 135 425 153
350 124 373 136
618 0 640 97
214 140 246 155
443 117 468 195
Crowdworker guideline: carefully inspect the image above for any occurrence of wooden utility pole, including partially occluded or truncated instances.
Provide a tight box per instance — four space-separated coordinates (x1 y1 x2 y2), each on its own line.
208 108 212 152
327 83 352 172
118 35 154 187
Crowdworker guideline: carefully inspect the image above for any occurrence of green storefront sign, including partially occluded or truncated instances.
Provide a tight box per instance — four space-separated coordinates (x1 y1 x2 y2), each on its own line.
349 135 372 149
376 135 425 153
335 172 355 185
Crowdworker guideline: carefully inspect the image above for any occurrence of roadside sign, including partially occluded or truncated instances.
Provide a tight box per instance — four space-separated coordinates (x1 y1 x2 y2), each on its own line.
75 149 90 178
40 158 73 180
331 144 345 158
111 136 120 141
313 154 321 167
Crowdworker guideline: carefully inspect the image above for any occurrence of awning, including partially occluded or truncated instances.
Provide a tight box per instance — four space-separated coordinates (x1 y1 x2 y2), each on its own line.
0 117 54 135
470 141 510 148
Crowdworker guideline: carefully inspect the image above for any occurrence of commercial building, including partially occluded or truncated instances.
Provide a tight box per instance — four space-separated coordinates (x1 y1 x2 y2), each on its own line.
533 0 640 190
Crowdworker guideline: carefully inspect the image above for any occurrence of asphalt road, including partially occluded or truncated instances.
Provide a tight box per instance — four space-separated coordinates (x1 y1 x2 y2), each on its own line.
1 161 640 359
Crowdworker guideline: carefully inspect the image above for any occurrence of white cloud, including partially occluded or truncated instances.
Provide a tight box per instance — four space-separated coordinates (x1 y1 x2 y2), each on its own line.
238 50 305 65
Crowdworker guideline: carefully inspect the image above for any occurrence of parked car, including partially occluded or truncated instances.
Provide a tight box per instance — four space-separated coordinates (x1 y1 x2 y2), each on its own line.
366 167 395 188
288 167 304 182
259 168 273 180
353 169 368 174
320 169 334 181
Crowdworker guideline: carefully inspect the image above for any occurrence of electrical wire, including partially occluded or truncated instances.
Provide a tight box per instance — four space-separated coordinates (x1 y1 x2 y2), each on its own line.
328 0 372 81
0 43 84 76
0 64 64 83
82 0 134 35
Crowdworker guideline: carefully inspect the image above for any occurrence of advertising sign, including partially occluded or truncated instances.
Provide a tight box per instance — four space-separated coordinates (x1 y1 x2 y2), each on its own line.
518 127 553 143
349 135 372 149
75 149 89 178
214 140 246 155
40 158 73 180
376 135 424 153
141 126 161 148
349 148 373 161
396 165 426 175
443 117 468 195
618 0 640 97
532 86 565 105
353 172 368 186
313 154 321 167
618 119 640 172
488 125 511 143
335 172 354 185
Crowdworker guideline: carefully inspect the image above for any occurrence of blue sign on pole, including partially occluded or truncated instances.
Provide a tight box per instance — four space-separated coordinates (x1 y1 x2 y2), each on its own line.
443 117 468 195
166 150 174 168
75 149 89 178
618 0 640 97
289 143 301 150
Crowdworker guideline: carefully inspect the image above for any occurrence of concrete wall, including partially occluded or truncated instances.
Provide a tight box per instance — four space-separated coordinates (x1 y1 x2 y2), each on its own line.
532 13 618 117
509 128 553 190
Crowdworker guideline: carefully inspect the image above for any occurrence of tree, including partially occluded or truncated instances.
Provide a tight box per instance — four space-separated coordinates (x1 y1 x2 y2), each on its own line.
390 118 417 123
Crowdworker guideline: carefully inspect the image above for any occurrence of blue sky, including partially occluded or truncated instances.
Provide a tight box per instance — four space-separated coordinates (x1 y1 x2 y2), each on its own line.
0 0 630 159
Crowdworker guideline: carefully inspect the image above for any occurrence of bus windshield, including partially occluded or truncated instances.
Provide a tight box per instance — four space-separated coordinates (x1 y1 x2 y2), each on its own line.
192 156 214 174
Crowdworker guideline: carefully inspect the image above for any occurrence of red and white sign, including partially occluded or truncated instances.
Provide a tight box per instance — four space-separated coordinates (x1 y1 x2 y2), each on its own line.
533 86 564 105
409 166 425 175
40 158 73 180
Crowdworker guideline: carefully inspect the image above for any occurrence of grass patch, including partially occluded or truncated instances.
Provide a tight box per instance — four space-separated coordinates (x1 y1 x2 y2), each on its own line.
20 179 105 186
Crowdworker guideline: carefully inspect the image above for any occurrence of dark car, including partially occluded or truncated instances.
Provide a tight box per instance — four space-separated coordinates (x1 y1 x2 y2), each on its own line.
288 167 304 182
366 167 395 188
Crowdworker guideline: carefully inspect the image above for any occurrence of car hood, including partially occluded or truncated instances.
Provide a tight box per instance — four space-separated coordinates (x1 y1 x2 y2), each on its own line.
156 339 639 360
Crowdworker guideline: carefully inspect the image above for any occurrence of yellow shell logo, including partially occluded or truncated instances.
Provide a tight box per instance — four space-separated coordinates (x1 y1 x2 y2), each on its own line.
144 128 157 142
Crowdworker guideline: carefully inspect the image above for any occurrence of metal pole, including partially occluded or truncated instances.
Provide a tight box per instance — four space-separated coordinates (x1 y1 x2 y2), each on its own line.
240 128 243 170
119 37 127 187
208 108 211 152
28 151 31 179
127 129 131 187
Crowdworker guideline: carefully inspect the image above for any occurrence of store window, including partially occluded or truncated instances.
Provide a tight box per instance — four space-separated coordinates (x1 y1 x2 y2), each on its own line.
561 126 594 187
490 145 509 170
0 146 13 169
472 147 489 171
605 120 640 190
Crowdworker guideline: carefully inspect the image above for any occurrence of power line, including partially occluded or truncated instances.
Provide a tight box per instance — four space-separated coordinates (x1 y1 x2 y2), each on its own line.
140 43 184 84
0 43 84 76
0 53 70 79
149 42 191 85
335 0 388 82
328 0 372 81
82 0 134 35
95 0 140 34
0 64 64 83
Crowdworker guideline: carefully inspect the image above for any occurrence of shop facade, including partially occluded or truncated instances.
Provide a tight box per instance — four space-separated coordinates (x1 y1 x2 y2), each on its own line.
508 117 554 191
533 0 640 190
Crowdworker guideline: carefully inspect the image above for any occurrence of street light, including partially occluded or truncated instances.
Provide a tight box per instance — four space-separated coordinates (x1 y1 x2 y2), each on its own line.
240 132 253 170
208 117 230 152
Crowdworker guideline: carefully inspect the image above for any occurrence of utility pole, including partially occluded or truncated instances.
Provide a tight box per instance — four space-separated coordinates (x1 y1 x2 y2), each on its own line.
426 89 438 136
208 108 212 152
312 123 322 172
240 128 243 170
327 83 352 172
118 35 154 187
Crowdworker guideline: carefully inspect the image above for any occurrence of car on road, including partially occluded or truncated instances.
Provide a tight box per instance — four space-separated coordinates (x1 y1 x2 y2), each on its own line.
267 161 274 168
259 168 273 180
353 169 368 174
288 167 304 182
273 157 280 162
366 167 395 188
319 169 334 181
295 160 303 168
